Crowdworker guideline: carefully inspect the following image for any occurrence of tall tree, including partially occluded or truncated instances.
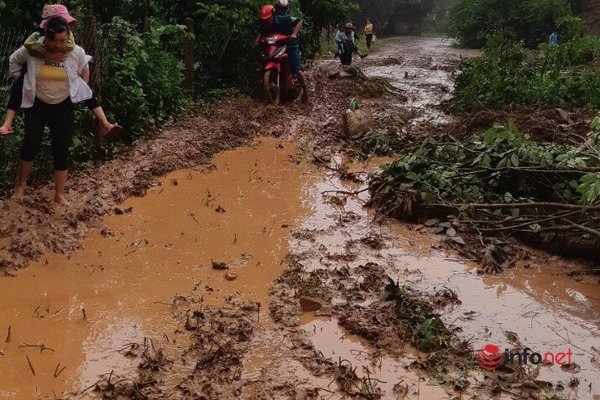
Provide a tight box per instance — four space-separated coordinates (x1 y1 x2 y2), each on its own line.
448 0 572 47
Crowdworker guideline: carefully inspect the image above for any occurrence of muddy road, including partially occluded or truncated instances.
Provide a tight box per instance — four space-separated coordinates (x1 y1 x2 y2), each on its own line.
0 37 599 400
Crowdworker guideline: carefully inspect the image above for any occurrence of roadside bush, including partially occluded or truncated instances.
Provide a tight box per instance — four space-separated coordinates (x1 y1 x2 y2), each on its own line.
448 0 573 48
452 32 600 113
100 17 187 142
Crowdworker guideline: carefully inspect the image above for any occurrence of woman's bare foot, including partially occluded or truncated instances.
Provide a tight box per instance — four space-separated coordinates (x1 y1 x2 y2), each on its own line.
53 193 70 206
12 186 25 199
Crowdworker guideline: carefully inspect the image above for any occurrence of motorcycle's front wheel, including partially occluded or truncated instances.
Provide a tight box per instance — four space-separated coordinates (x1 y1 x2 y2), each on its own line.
263 69 280 105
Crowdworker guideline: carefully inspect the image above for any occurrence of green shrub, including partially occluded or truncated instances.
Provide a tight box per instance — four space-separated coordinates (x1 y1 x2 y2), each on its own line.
453 32 600 112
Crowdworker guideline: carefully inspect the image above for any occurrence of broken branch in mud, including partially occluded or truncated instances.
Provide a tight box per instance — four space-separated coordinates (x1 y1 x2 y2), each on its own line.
368 126 600 270
464 201 600 211
19 343 55 352
54 362 66 378
5 326 10 343
559 268 600 276
322 188 369 196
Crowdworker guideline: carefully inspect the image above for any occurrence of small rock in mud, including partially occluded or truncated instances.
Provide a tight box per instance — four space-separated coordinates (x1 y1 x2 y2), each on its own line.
299 296 323 312
100 228 113 237
211 260 228 270
560 363 581 373
225 271 237 281
185 310 202 330
241 301 260 312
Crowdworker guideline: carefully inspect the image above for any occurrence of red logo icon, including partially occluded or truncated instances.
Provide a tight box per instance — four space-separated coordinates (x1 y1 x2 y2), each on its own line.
477 344 503 370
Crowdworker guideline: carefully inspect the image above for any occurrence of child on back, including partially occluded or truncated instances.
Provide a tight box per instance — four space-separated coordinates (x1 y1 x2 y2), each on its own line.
0 4 121 138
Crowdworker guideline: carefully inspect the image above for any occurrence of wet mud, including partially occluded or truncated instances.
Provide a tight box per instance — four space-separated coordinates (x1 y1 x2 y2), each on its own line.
0 37 599 399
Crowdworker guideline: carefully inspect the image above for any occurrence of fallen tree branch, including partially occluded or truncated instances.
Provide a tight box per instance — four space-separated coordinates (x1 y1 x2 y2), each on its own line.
458 202 600 211
476 210 581 232
563 219 600 238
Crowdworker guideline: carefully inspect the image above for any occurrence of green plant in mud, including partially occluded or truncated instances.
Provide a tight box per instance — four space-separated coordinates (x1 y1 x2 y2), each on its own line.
361 130 396 157
368 120 600 263
383 278 448 352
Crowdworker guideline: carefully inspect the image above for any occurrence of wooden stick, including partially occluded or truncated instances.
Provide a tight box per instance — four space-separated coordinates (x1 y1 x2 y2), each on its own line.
26 356 35 376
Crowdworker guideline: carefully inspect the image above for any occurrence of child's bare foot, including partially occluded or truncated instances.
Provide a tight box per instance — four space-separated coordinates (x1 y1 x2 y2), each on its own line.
0 125 13 136
53 193 70 206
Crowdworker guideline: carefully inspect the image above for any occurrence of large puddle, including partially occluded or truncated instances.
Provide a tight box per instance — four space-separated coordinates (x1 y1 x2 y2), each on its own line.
0 137 315 398
289 155 600 398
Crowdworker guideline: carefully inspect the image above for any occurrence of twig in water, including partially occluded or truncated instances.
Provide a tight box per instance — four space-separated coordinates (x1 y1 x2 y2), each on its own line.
26 355 35 376
322 187 370 196
54 363 66 378
19 343 54 352
5 326 10 343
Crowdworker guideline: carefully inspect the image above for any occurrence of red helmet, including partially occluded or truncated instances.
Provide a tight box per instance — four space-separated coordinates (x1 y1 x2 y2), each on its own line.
260 4 274 20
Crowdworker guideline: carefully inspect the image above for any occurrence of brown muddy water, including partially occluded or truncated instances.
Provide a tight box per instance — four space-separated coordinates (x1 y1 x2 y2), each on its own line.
0 137 599 399
0 138 313 398
291 155 600 399
363 37 479 126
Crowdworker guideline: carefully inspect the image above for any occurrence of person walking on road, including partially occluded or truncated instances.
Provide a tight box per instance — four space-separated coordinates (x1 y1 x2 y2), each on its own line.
364 18 374 52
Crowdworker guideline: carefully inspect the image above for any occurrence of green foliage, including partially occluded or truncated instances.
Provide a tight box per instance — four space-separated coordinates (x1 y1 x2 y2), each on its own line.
189 0 261 93
361 130 395 156
448 0 573 48
384 278 448 352
0 0 43 31
374 121 600 222
0 133 20 198
577 113 600 206
349 0 448 35
99 17 187 142
452 31 600 113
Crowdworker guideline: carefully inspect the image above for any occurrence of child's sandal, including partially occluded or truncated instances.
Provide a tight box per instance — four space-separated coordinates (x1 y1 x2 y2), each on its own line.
102 123 123 139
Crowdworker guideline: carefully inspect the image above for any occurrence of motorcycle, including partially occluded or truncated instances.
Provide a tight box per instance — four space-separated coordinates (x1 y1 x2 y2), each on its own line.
260 32 308 105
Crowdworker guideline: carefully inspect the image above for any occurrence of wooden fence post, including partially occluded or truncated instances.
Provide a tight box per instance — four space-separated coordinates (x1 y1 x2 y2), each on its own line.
184 18 195 98
83 0 101 97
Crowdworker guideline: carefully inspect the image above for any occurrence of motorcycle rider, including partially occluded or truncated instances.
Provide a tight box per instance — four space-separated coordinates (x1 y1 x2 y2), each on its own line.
257 0 303 75
275 0 289 16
